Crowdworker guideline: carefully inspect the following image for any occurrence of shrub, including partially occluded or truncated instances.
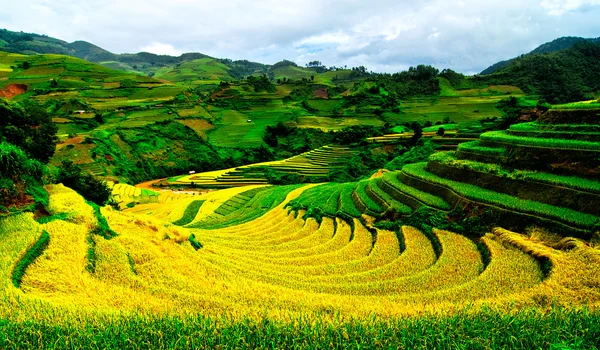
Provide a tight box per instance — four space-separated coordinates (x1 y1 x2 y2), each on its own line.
55 161 111 206
385 140 437 171
0 142 44 179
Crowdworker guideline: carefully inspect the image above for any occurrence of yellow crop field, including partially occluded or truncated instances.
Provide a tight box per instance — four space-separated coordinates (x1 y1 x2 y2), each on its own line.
1 185 599 347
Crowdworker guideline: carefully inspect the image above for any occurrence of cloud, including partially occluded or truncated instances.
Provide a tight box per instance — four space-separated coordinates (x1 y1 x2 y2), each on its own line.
540 0 600 15
0 0 599 74
138 42 181 56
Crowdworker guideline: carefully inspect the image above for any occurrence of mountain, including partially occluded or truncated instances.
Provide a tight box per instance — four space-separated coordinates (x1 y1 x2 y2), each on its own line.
476 40 600 103
481 36 600 75
0 28 267 78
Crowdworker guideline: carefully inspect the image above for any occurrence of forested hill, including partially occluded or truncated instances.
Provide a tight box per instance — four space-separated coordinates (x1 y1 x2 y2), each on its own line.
481 36 600 75
476 41 600 103
0 28 268 77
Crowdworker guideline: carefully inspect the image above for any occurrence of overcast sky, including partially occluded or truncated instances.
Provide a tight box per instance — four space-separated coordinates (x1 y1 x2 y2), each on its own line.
2 0 600 74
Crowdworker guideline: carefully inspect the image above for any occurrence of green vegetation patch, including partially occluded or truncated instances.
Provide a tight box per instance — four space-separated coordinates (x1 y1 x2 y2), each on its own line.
457 141 507 157
11 230 50 288
354 180 382 213
431 151 600 194
480 131 600 151
381 172 451 210
188 233 203 251
1 308 598 349
189 185 301 229
172 200 205 226
89 202 117 239
287 183 362 219
403 163 600 229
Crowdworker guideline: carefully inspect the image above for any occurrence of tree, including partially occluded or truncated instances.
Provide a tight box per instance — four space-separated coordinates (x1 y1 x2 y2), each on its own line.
0 99 57 163
409 122 422 146
56 161 111 206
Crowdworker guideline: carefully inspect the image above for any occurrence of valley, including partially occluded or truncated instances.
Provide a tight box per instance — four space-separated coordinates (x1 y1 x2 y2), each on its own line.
1 27 600 348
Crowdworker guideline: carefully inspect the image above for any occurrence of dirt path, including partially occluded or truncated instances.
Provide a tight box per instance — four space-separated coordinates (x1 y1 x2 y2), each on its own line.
135 177 214 196
135 178 167 190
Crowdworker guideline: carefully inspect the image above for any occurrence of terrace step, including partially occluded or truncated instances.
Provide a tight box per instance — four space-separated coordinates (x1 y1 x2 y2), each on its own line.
400 163 600 236
380 172 450 211
365 180 412 216
427 155 600 216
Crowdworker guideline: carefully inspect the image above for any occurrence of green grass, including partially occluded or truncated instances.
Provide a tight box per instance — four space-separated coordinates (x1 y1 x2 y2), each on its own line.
0 308 598 349
403 163 600 228
354 180 383 213
153 58 234 84
430 151 600 194
271 66 315 81
381 172 451 210
383 95 523 127
338 183 362 218
208 107 291 147
480 131 600 151
367 180 413 215
11 230 50 288
391 125 410 133
509 122 600 133
550 100 600 109
457 141 507 157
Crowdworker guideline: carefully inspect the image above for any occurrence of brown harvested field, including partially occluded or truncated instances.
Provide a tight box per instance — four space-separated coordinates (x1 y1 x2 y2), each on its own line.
314 88 329 99
0 84 27 99
176 118 214 139
52 117 71 123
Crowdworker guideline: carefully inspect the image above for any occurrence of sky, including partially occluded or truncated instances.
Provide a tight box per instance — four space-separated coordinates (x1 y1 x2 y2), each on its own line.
2 0 600 74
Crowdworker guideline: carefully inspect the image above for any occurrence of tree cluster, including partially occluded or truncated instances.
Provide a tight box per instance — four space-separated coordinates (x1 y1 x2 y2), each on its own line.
246 75 276 92
478 42 600 103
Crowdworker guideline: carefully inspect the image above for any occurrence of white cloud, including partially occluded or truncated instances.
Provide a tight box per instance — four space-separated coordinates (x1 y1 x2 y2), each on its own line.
138 42 181 56
0 0 599 73
540 0 600 15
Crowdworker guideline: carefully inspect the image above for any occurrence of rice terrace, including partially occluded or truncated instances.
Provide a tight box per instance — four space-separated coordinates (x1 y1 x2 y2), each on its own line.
2 3 600 348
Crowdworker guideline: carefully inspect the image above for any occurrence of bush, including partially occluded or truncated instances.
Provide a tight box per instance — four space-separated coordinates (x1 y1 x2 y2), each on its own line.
0 142 44 179
385 140 438 171
56 161 111 206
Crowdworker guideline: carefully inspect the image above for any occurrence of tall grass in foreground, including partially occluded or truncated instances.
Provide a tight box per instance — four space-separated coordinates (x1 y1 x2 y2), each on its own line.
0 308 598 349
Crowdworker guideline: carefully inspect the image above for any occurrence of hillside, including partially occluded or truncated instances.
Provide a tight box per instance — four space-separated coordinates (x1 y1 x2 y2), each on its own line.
2 107 600 345
0 45 538 185
2 27 600 347
0 28 267 78
474 41 600 103
481 36 600 75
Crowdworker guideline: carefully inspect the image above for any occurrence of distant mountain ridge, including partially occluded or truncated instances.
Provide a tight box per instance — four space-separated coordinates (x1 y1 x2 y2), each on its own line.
0 28 266 77
481 36 600 75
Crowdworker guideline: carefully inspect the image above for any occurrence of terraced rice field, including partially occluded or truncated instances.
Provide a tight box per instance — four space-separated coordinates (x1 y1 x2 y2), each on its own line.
1 184 599 344
169 145 355 187
367 131 472 150
109 182 197 209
